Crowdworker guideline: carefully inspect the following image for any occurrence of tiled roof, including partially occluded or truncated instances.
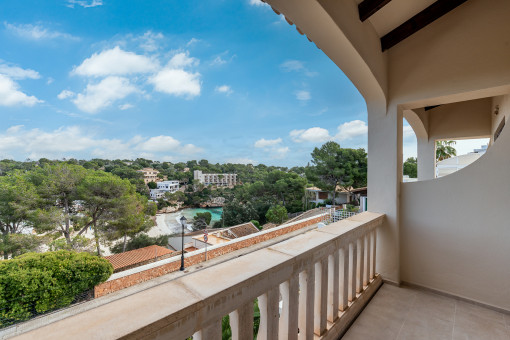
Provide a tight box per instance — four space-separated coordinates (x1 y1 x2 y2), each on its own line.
105 245 174 271
184 246 199 252
227 222 259 238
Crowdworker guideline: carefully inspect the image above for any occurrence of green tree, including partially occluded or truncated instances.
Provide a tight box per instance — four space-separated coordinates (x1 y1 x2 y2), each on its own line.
436 140 457 162
265 205 288 224
403 157 418 178
147 181 157 189
75 172 137 256
306 142 366 205
194 212 212 225
31 164 87 245
0 251 112 327
0 234 46 258
0 172 39 259
220 199 259 227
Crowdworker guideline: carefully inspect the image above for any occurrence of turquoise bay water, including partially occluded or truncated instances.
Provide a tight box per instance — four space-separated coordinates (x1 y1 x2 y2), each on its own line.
162 207 223 233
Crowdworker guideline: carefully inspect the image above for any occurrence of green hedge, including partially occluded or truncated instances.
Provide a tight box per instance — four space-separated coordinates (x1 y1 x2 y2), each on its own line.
0 251 113 327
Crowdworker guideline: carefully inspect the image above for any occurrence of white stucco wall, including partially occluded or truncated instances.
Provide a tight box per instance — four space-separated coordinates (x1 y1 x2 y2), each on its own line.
400 94 510 311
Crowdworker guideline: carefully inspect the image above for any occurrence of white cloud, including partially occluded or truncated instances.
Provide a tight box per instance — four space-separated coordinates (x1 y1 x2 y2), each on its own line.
118 103 133 110
226 157 258 165
66 0 103 8
280 60 317 77
254 138 282 148
137 31 164 52
403 125 416 139
280 60 304 72
210 56 227 66
186 38 200 47
136 135 202 154
249 0 267 6
0 62 40 80
290 127 331 143
72 76 138 113
4 22 78 41
335 120 368 141
0 74 42 107
295 90 311 101
57 90 75 100
0 125 202 160
215 85 232 95
149 53 201 98
273 146 289 159
72 46 158 77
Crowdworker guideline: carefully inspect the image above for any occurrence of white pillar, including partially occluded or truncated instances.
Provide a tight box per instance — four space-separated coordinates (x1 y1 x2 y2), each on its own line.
367 103 401 284
229 301 254 340
417 137 436 180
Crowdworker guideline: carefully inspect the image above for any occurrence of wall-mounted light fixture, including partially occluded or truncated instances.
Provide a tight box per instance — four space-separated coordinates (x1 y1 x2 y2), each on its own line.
494 105 500 115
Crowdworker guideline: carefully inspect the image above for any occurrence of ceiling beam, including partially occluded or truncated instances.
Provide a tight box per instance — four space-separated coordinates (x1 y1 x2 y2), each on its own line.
358 0 392 22
380 0 469 51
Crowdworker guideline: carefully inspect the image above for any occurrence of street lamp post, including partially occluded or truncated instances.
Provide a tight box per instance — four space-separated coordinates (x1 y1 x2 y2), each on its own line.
180 216 187 271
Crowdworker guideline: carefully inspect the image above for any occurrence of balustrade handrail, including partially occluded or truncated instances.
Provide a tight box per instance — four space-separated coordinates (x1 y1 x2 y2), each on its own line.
12 211 384 340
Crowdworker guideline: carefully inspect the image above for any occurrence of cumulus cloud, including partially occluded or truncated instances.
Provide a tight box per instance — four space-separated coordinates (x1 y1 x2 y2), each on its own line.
149 53 201 98
0 62 40 80
72 76 138 113
0 125 202 160
254 138 282 148
4 22 78 41
72 46 158 77
290 127 331 143
186 38 200 47
66 0 103 8
57 90 75 100
0 74 42 107
403 125 416 139
273 146 289 159
335 120 367 141
215 85 232 95
295 90 311 101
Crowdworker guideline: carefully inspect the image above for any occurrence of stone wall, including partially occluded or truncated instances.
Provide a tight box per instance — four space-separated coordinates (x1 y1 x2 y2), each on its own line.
94 215 324 297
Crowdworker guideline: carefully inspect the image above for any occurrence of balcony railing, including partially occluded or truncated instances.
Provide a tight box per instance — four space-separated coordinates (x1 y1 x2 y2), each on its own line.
12 212 383 340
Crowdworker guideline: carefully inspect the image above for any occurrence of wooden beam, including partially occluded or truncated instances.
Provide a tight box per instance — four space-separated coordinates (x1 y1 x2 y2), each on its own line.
358 0 392 22
381 0 468 51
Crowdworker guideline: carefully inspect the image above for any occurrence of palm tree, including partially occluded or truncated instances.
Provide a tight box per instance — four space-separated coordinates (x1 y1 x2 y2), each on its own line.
436 140 457 162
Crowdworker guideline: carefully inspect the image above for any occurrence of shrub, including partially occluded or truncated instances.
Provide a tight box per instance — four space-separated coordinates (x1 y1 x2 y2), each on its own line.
0 251 113 327
251 220 261 230
265 205 288 224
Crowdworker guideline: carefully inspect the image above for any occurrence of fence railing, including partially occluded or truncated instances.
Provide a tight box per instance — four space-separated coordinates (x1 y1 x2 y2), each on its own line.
11 212 384 340
320 207 358 225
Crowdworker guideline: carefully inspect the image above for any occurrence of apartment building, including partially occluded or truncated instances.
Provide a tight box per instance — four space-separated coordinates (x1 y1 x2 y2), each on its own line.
193 170 237 187
137 168 161 185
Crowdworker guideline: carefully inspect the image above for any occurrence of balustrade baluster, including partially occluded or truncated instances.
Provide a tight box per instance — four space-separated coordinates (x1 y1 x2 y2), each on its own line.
340 247 349 311
298 267 315 340
328 251 339 322
258 286 279 340
349 241 357 302
279 275 299 340
229 301 254 340
371 230 377 279
364 234 370 286
357 237 364 293
314 258 328 336
192 319 221 340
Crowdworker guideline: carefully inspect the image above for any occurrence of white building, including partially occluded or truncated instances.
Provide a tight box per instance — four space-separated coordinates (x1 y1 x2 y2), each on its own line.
193 170 237 187
150 180 179 200
435 144 488 178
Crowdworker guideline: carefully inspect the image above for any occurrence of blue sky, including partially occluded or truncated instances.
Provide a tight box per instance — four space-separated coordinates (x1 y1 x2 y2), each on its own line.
0 0 485 166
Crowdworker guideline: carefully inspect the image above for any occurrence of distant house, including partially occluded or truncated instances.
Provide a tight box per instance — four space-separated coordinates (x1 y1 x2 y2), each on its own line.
150 180 180 200
137 168 162 185
436 149 486 178
104 245 175 273
305 186 352 205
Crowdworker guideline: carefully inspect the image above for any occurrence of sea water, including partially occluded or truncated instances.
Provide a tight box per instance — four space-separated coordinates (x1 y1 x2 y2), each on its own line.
162 207 223 233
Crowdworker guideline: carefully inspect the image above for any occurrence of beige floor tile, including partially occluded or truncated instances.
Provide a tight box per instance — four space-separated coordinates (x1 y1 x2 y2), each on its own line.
343 285 510 340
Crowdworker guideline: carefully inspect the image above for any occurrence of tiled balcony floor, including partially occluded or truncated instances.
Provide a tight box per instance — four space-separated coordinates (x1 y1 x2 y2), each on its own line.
343 284 510 340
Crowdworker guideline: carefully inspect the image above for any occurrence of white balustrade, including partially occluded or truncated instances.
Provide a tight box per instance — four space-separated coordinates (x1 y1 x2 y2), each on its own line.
14 212 383 340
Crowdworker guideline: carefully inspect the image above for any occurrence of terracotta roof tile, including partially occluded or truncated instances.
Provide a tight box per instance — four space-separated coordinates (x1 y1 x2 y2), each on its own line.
226 222 259 238
105 245 174 271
